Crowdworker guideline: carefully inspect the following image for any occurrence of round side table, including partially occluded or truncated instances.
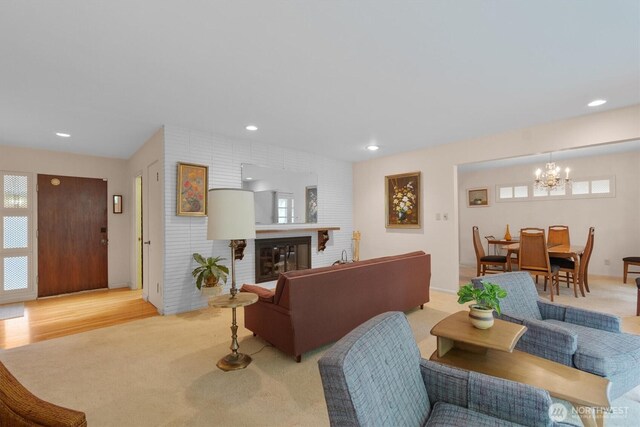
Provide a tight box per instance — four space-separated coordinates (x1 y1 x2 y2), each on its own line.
209 292 258 371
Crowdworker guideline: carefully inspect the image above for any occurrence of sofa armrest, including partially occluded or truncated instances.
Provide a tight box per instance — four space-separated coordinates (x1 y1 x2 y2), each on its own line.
537 300 567 321
564 306 621 333
502 310 578 355
240 284 275 303
537 300 621 332
499 313 526 325
420 360 553 427
520 318 578 354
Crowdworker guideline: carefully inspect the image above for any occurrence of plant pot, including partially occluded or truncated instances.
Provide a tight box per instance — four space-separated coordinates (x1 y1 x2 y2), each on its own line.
201 285 222 299
205 276 219 287
468 304 494 329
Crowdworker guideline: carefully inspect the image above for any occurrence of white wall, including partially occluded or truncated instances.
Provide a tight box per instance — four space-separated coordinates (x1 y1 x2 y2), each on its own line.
353 105 640 292
162 126 353 315
0 144 131 291
458 150 640 276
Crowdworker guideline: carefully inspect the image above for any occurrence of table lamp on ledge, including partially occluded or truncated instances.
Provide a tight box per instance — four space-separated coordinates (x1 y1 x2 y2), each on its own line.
207 188 256 371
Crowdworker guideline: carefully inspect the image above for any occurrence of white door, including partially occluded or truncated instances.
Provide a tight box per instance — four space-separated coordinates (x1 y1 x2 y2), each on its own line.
145 161 162 312
0 172 34 304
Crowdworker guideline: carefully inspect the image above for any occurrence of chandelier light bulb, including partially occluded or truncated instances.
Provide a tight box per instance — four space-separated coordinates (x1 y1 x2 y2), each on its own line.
534 158 571 191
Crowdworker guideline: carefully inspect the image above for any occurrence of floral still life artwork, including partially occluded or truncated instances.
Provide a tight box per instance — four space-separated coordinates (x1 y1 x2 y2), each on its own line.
177 162 209 216
385 172 421 228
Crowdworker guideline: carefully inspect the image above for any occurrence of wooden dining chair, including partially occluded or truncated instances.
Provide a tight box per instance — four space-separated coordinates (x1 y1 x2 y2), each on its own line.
547 225 574 289
548 225 570 247
579 227 595 293
549 227 594 298
472 226 508 276
519 228 560 301
623 257 640 284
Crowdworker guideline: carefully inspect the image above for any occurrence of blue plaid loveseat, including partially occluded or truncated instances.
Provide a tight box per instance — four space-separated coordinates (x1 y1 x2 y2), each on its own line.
318 311 557 426
473 271 640 400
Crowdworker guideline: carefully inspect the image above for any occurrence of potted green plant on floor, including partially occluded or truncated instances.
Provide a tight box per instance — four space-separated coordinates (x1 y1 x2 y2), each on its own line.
457 282 507 329
192 253 229 297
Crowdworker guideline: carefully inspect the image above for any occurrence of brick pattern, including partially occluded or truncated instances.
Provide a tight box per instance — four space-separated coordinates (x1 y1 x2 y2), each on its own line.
162 126 353 315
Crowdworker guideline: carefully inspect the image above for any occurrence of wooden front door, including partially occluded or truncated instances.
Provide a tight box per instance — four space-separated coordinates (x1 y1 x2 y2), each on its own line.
37 174 108 297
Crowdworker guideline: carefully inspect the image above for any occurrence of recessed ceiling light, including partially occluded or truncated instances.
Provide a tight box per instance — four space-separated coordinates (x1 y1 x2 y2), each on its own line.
55 132 71 138
587 99 607 107
245 125 258 131
366 144 380 151
245 177 253 180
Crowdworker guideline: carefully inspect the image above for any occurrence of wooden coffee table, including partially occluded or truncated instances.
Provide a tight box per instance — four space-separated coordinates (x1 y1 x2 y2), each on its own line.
430 311 610 427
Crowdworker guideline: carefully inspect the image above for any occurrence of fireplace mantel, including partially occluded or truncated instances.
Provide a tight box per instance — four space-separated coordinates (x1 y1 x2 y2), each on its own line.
255 226 340 234
255 226 340 252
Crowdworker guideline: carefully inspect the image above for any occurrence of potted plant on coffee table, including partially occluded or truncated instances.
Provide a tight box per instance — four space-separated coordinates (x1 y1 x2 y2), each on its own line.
192 253 229 297
456 282 507 329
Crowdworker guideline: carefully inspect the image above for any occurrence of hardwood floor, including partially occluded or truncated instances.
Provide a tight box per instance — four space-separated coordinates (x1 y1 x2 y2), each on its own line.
2 267 637 351
0 288 158 350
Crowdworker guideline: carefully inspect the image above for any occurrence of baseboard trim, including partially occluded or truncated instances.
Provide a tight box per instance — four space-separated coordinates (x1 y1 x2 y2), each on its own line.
431 286 458 294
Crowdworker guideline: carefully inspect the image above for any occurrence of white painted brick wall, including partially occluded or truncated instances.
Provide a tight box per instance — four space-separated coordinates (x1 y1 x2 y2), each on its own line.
162 126 353 315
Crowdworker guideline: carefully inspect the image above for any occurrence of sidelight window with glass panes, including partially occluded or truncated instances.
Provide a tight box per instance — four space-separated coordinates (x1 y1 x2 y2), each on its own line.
1 172 33 300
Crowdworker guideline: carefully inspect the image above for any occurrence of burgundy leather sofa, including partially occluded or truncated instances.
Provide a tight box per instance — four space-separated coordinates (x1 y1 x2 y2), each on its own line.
240 251 431 361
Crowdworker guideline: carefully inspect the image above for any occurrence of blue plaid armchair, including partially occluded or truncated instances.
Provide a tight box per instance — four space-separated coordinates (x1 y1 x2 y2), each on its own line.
318 311 556 427
474 271 640 400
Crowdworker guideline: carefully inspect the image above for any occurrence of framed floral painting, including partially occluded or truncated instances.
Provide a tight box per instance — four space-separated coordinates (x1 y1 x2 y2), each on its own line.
385 172 421 228
176 162 208 216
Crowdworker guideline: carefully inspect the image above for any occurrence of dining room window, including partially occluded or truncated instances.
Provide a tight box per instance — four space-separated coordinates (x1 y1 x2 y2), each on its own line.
591 179 610 194
571 176 615 198
497 185 528 201
496 175 614 202
571 181 589 195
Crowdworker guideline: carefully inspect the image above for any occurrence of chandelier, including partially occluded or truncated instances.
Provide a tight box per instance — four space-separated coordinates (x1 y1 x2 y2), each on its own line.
534 155 570 190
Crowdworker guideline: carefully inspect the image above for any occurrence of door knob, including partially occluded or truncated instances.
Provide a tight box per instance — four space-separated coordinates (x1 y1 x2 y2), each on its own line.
101 239 108 246
143 241 151 245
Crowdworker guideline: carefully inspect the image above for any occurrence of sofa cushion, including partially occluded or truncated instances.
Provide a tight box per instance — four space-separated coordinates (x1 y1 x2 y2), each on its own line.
549 257 575 269
480 255 507 263
240 284 275 303
424 402 521 427
545 319 640 377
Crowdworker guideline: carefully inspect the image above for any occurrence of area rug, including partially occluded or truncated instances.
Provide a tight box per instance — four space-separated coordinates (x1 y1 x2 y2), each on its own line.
0 303 24 320
0 297 638 426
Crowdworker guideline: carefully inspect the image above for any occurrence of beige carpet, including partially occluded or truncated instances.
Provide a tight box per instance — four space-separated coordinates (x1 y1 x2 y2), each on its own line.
0 290 638 426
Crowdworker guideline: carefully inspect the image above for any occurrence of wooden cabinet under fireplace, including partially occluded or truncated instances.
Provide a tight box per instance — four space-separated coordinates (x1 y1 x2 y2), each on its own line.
255 237 311 283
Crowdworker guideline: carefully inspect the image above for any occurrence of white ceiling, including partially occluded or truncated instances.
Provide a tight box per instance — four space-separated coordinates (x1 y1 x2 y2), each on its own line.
1 1 639 162
458 139 640 172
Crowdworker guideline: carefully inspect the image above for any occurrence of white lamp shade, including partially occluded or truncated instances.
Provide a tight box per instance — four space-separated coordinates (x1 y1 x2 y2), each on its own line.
207 189 256 240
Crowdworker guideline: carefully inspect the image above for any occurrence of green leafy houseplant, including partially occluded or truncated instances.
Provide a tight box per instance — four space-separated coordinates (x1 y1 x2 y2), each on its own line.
457 282 507 315
192 253 229 290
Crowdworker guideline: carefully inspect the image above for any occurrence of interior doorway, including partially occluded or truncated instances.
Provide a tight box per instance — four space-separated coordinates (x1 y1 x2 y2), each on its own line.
145 161 162 311
37 174 108 297
135 175 143 290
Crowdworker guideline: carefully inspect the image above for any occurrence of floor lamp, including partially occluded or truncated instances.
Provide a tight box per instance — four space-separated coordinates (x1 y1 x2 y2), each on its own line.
207 188 256 371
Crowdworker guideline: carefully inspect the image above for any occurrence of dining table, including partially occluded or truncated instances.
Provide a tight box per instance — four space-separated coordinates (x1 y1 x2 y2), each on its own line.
503 243 586 297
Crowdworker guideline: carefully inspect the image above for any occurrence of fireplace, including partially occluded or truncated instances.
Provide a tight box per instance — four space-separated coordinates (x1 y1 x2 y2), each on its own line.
255 237 311 283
